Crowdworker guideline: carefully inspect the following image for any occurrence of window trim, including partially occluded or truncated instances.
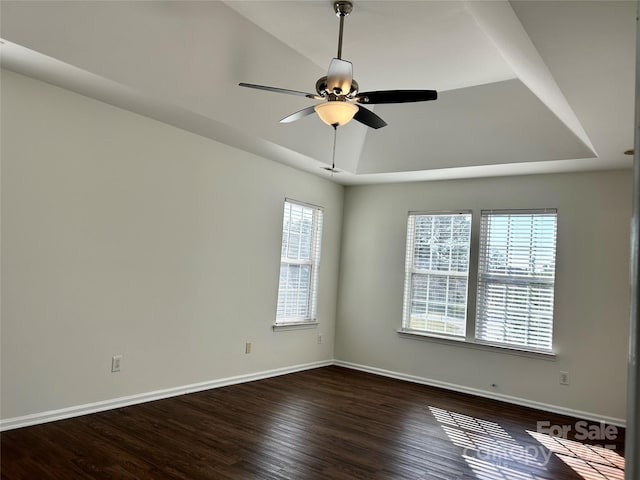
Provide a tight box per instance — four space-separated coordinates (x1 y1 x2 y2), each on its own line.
274 198 324 328
273 321 319 332
396 329 557 360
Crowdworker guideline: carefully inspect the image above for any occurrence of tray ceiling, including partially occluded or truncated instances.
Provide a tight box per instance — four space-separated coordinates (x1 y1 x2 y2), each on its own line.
0 1 635 184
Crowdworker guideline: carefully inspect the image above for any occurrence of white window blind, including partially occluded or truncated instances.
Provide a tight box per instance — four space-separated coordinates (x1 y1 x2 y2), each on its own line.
276 199 323 323
475 209 558 351
402 212 472 336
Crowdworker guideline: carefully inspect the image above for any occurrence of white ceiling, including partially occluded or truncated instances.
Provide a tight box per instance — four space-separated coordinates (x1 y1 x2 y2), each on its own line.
0 0 635 185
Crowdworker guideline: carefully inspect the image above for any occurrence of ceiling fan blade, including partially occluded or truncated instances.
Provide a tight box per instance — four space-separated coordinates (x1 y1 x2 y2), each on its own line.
356 90 438 104
326 58 353 95
280 105 317 124
353 105 387 129
239 83 319 99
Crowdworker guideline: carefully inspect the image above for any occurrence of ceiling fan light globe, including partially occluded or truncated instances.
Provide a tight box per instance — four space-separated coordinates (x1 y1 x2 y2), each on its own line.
314 101 358 127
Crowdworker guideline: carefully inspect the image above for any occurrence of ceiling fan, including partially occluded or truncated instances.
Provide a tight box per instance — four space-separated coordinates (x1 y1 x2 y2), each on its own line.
239 0 438 130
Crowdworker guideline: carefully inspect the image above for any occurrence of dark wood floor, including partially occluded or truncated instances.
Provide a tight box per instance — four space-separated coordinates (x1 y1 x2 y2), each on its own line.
1 366 626 479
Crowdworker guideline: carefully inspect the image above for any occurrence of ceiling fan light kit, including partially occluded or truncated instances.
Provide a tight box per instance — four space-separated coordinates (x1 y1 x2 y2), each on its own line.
314 101 358 127
239 0 438 130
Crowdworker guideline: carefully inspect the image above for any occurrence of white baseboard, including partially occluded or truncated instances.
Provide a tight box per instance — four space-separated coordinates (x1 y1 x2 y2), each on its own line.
333 360 627 428
2 359 626 431
0 360 332 431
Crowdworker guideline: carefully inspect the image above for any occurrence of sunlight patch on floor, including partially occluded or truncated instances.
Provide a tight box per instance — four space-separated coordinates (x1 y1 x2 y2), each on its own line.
429 406 548 480
526 430 624 480
429 406 624 480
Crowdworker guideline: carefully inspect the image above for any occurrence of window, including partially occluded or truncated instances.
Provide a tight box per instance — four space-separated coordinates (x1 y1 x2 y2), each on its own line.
399 208 559 355
275 199 323 324
475 209 558 351
402 212 472 336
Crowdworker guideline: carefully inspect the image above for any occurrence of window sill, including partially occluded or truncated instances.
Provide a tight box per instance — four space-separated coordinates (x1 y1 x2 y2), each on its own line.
396 329 557 360
273 321 319 332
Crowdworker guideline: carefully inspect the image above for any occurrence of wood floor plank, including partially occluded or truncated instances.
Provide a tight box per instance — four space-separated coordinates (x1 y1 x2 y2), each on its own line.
1 366 626 479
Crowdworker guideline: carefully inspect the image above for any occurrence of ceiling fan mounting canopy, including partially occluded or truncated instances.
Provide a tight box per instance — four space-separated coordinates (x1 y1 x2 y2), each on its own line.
334 1 353 17
238 0 438 130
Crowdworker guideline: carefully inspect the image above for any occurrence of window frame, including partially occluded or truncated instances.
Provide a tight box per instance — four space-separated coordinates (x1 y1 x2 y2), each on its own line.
274 198 324 328
401 210 473 338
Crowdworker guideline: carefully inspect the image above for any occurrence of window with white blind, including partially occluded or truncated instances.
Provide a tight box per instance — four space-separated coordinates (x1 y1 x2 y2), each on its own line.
475 209 558 351
402 212 472 336
275 199 323 325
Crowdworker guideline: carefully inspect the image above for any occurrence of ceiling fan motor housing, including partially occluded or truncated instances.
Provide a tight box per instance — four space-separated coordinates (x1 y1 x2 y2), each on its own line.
316 76 359 97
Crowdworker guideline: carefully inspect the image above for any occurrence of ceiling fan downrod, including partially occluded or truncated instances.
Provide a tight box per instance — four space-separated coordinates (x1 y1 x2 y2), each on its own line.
334 1 353 60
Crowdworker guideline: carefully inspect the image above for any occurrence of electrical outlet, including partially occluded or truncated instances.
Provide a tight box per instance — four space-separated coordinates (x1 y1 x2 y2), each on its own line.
317 334 323 344
111 355 122 373
560 371 569 385
245 342 252 354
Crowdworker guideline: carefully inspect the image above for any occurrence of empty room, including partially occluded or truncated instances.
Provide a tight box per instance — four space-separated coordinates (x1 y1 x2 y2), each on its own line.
1 1 638 479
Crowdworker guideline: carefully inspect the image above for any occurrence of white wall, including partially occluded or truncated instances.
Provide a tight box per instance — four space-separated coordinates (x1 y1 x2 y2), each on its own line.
336 170 632 422
1 68 633 426
0 70 343 420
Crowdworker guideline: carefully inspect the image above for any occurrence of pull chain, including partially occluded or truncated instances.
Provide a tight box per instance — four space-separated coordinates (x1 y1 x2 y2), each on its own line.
331 124 338 173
